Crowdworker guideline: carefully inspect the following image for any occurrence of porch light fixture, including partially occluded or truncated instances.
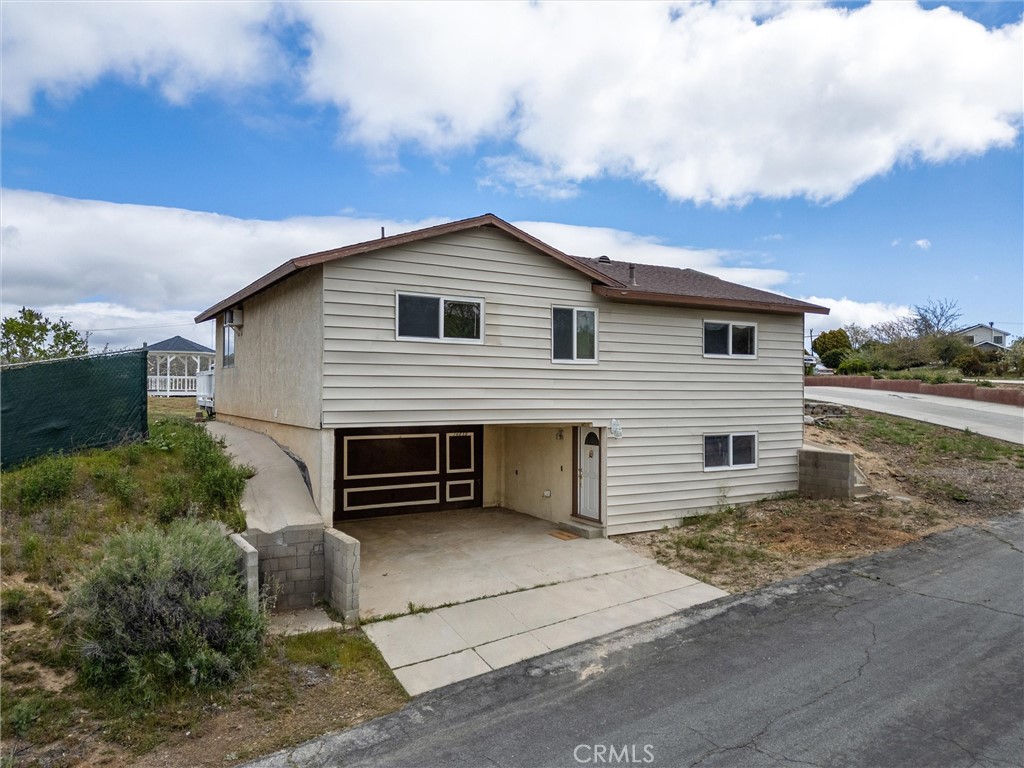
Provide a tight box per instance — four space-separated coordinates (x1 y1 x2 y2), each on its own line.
610 419 623 438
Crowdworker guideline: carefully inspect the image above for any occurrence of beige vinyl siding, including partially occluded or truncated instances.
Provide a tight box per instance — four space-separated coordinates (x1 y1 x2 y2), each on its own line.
322 227 804 534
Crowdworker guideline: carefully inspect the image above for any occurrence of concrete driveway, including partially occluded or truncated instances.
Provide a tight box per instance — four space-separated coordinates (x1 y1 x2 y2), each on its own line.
806 386 1024 444
339 509 726 695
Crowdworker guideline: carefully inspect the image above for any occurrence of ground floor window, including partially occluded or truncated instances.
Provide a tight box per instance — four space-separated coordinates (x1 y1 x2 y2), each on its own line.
704 433 757 470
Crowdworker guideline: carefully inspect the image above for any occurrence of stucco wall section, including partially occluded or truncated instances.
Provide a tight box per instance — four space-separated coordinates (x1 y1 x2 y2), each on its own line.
503 425 575 525
216 264 322 429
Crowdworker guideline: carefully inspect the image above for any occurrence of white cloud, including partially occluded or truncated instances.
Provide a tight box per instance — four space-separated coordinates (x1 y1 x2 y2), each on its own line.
914 238 932 250
800 296 912 334
0 189 445 348
0 1 282 120
891 238 902 247
3 2 1020 205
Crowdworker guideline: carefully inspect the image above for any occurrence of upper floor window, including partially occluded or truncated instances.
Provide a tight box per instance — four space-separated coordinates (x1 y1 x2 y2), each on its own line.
704 321 756 357
552 307 597 362
704 433 757 470
396 292 484 343
994 335 1004 345
223 325 235 368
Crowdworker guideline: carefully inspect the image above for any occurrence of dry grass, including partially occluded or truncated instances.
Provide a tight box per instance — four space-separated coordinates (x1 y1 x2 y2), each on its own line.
146 396 201 419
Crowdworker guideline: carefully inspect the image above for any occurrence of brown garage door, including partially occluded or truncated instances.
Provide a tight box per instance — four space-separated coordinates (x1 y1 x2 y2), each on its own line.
334 426 483 522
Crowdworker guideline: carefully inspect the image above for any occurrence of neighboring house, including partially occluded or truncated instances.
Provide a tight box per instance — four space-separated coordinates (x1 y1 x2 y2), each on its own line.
145 335 215 397
955 323 1012 352
195 214 828 536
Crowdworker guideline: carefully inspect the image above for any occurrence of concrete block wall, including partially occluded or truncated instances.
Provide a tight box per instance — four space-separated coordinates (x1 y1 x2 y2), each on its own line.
243 524 326 610
324 529 360 625
799 448 855 499
231 533 260 612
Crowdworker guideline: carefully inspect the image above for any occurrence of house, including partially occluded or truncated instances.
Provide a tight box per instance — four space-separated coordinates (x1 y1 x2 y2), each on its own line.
145 335 215 397
955 323 1012 352
195 214 828 538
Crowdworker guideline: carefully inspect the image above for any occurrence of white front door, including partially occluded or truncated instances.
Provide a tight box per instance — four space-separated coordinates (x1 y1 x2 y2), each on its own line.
577 428 601 521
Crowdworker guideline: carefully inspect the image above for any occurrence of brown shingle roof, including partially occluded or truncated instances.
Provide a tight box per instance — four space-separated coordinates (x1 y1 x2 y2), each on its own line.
575 257 829 315
195 213 828 322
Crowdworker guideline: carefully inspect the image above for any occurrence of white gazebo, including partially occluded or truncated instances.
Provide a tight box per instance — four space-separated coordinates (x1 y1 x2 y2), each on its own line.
145 336 215 397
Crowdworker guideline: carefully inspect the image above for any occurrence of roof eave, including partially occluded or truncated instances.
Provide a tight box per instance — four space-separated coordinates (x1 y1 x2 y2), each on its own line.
591 285 831 316
194 261 300 323
195 214 626 325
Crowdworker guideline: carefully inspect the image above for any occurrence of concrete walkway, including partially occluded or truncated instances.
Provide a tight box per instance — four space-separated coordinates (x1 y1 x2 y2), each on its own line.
206 421 322 532
347 509 727 695
806 386 1024 445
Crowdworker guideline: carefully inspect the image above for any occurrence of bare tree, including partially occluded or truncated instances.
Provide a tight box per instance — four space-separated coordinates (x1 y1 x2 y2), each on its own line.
841 323 874 350
912 298 962 336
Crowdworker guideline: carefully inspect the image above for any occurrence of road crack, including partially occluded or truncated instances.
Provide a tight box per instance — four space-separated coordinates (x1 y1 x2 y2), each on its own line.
688 614 877 768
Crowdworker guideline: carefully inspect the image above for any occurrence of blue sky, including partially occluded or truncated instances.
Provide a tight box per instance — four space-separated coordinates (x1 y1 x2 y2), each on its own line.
2 1 1021 351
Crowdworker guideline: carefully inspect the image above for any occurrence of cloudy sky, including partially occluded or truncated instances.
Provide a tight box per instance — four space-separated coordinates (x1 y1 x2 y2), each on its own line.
2 0 1021 351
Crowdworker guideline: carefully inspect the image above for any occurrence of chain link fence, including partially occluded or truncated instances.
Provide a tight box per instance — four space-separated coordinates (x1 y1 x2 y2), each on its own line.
1 349 148 469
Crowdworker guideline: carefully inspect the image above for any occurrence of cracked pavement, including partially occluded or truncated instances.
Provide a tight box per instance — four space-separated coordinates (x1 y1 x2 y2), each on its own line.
246 515 1023 768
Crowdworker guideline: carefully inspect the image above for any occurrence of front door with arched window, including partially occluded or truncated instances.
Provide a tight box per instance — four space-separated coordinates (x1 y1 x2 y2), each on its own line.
575 428 601 522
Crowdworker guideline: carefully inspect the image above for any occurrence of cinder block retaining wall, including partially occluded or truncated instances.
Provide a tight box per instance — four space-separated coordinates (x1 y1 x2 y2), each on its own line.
231 533 259 612
230 525 361 620
798 448 855 499
324 529 360 625
806 376 1024 406
242 525 327 611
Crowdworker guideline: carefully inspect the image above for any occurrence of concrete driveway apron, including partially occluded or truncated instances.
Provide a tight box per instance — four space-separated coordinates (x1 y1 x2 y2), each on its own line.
345 509 727 695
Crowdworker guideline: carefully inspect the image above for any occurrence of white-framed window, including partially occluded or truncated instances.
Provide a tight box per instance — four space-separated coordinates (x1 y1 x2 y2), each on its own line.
552 306 598 363
703 320 757 358
703 433 757 470
396 292 484 343
994 335 1004 345
222 324 235 368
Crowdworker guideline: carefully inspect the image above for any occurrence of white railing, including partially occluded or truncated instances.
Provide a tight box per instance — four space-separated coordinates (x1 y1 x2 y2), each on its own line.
148 375 197 396
196 370 215 410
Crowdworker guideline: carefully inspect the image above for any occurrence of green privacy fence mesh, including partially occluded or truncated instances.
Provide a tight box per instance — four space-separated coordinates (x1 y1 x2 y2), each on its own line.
1 349 148 469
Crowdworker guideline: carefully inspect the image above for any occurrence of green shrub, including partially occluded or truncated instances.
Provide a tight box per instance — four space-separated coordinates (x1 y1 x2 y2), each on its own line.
819 348 849 369
16 455 75 509
64 520 266 707
954 350 986 377
836 356 871 375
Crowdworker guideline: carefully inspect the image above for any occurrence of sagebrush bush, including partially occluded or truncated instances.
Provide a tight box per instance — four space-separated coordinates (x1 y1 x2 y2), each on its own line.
15 455 75 509
64 520 266 707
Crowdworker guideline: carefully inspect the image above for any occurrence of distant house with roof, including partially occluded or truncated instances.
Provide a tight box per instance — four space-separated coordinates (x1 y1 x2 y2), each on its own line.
955 323 1012 352
145 335 215 397
195 214 828 537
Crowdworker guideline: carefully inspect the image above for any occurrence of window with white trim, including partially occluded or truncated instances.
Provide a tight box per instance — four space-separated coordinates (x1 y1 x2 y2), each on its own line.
396 293 484 342
703 321 756 357
222 324 235 368
552 307 597 362
704 433 757 470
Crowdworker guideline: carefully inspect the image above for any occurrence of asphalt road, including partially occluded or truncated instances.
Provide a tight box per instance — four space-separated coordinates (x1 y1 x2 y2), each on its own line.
247 515 1024 768
805 386 1024 445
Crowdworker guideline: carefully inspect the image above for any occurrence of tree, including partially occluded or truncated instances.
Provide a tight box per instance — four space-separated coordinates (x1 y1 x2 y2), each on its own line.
911 298 962 337
841 323 873 350
1 307 90 364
